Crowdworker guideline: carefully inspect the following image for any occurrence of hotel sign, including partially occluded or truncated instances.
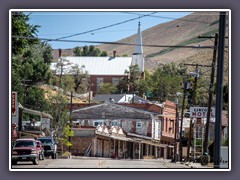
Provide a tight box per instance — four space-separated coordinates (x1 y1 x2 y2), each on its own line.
190 107 215 118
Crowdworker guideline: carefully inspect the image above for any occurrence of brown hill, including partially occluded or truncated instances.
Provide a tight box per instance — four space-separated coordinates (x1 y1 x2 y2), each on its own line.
52 12 229 82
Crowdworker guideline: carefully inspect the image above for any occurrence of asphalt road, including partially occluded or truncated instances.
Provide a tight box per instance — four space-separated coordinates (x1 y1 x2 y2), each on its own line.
11 157 206 169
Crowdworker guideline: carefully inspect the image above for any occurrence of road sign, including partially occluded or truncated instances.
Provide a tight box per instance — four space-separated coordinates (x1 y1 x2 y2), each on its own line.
190 107 215 118
12 92 17 116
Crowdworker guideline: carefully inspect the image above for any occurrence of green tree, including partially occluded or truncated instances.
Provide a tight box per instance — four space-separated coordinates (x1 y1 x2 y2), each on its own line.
73 46 81 56
149 63 184 101
98 83 117 94
61 75 75 92
12 12 53 110
12 12 39 56
46 91 69 136
100 51 108 57
69 64 89 93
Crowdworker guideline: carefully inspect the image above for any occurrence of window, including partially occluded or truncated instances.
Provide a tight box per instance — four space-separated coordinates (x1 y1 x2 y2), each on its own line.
112 121 118 126
96 78 104 91
136 121 142 128
112 78 120 86
93 120 104 127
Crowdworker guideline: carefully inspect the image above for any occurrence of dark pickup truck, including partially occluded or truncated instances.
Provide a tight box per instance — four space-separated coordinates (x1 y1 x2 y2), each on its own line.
12 138 39 165
37 137 58 159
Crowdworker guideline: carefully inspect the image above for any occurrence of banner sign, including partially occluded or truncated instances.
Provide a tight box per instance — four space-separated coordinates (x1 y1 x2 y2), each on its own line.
190 107 215 118
12 92 17 116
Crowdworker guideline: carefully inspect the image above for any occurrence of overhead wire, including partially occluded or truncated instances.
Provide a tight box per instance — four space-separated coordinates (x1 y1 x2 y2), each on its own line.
45 12 157 42
12 35 216 49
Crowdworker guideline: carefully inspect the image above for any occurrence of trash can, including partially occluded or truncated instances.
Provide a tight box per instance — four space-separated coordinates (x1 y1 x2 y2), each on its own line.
200 152 210 166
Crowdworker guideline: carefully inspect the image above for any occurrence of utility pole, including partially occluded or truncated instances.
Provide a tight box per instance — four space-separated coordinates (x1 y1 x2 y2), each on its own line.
179 81 187 162
214 12 226 168
187 65 198 162
174 97 179 163
20 79 32 107
68 91 73 152
203 33 218 155
183 63 211 161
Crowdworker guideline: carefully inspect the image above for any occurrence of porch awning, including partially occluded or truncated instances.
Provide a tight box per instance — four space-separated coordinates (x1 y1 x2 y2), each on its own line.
141 140 168 148
20 106 53 119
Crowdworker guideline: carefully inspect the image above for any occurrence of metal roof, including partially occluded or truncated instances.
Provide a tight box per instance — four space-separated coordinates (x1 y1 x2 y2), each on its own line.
50 56 132 76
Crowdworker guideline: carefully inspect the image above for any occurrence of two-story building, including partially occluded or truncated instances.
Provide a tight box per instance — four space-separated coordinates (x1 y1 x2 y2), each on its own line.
70 102 171 159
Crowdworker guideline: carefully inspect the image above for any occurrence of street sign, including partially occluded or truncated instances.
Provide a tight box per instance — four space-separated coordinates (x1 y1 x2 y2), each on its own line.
12 92 17 116
190 107 215 118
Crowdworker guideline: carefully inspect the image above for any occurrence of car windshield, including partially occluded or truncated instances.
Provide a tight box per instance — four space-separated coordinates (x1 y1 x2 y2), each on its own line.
38 139 53 144
14 141 35 147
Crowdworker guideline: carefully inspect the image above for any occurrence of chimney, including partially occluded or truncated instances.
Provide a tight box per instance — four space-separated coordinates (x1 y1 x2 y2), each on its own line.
59 49 62 58
113 50 116 58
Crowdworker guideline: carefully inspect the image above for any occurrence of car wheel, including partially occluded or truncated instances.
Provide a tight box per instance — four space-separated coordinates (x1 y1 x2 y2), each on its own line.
39 154 44 160
33 157 39 165
42 154 45 160
51 153 55 159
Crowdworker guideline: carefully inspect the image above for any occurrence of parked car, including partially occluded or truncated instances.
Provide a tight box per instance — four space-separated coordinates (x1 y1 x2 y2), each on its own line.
36 140 45 160
37 137 58 159
12 138 39 165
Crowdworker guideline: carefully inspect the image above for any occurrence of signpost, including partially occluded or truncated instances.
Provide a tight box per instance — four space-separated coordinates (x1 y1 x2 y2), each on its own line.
190 107 215 118
12 92 17 116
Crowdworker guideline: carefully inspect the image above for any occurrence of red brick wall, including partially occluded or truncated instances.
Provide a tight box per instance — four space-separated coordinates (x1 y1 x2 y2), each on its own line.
162 100 176 144
120 103 163 114
70 137 94 156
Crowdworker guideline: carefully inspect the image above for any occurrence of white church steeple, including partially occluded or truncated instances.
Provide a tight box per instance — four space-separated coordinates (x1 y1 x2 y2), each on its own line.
132 21 144 77
133 21 143 55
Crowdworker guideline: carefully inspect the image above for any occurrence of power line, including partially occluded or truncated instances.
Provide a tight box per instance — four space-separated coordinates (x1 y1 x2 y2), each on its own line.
46 12 157 42
12 35 216 49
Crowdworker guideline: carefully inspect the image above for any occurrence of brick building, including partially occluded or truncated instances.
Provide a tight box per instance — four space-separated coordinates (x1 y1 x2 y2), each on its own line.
69 101 178 159
50 22 145 95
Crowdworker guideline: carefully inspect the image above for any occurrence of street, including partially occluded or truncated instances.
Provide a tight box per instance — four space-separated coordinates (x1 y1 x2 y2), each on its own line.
11 157 207 169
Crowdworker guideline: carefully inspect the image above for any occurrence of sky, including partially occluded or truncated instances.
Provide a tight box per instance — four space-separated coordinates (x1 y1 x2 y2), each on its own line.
25 10 192 49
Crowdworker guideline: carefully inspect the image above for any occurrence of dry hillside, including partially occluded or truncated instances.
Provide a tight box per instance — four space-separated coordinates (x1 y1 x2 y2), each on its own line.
52 12 229 82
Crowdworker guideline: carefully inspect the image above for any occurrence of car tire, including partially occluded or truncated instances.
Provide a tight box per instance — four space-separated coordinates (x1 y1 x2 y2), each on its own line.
42 154 45 160
33 157 39 165
51 153 56 159
40 154 44 160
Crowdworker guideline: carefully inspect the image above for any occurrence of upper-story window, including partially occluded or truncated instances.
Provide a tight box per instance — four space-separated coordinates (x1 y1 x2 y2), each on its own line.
111 121 118 127
136 121 142 128
112 78 120 86
96 78 104 91
93 120 104 127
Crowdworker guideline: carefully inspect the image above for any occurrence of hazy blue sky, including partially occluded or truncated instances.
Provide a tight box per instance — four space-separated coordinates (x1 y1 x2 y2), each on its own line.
25 11 192 49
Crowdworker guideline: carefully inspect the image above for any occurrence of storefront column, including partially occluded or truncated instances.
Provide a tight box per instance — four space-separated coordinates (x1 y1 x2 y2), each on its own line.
146 144 149 156
164 147 168 159
109 139 111 158
113 139 116 158
155 146 158 159
138 143 141 159
123 141 125 159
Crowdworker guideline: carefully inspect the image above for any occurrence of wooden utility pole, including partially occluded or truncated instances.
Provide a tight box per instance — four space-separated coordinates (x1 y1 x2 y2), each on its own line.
214 12 226 168
68 91 73 152
183 63 211 161
179 81 187 162
203 33 218 154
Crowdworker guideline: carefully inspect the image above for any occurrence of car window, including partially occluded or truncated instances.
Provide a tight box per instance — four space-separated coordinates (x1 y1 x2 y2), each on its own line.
14 141 35 147
38 139 52 144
